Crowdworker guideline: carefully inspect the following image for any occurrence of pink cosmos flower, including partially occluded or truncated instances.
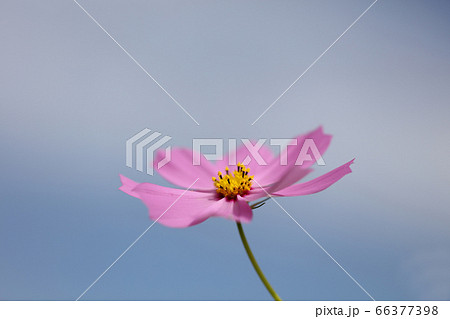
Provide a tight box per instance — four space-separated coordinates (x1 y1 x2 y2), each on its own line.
119 127 354 228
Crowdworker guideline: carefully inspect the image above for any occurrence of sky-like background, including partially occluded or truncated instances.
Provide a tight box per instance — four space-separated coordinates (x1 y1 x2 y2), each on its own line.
1 0 449 300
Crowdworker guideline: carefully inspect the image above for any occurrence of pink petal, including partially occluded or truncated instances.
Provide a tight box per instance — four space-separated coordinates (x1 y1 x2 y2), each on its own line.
119 176 253 227
119 174 141 198
242 188 270 202
154 148 217 191
203 196 253 223
256 126 332 186
130 181 218 228
272 159 354 197
265 167 313 194
292 126 332 169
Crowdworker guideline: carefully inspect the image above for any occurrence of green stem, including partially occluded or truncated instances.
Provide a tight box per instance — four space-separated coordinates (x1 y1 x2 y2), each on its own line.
236 222 282 301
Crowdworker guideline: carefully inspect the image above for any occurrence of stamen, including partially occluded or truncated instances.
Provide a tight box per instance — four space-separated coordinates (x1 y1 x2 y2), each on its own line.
212 163 253 199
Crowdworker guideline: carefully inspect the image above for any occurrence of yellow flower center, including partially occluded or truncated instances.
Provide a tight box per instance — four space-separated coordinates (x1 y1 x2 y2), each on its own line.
212 163 254 199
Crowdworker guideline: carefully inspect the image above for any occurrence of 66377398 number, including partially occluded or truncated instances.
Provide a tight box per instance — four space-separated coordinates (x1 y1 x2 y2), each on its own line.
375 306 438 316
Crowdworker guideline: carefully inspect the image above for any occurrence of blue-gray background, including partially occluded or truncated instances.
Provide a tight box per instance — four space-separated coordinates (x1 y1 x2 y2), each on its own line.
1 0 449 300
